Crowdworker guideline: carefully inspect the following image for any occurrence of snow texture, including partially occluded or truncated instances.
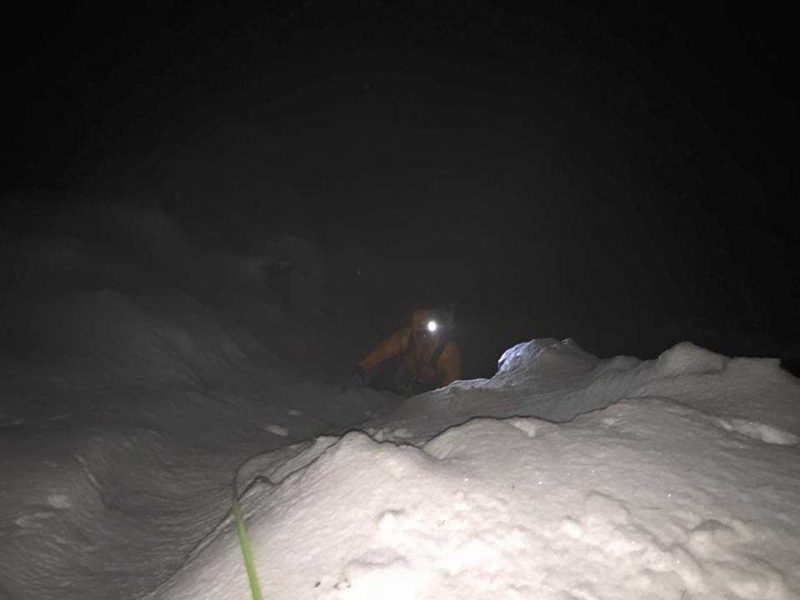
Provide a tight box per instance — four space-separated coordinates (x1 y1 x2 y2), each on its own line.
151 340 800 600
1 204 799 600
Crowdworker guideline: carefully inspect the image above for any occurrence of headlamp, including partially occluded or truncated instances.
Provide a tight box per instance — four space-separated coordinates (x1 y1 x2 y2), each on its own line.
426 320 438 333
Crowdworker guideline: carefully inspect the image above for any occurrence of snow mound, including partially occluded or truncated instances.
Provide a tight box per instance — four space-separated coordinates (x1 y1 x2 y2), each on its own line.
654 341 728 376
13 288 275 370
156 398 800 600
147 338 800 600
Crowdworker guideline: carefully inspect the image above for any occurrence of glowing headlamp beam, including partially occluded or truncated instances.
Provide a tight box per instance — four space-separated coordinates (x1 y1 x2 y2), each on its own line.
426 320 438 333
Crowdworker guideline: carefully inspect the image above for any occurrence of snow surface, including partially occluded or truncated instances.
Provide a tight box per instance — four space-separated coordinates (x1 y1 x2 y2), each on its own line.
0 204 396 599
1 204 799 600
148 339 800 600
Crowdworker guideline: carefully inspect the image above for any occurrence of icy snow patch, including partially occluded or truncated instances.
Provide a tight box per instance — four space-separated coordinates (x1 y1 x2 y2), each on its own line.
497 337 599 379
715 418 799 445
263 424 289 437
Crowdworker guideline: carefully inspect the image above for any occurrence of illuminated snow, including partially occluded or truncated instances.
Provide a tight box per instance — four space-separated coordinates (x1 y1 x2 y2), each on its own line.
154 341 800 600
1 205 798 600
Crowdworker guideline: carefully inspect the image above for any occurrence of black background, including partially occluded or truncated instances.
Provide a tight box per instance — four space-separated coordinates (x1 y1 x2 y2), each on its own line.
3 1 797 374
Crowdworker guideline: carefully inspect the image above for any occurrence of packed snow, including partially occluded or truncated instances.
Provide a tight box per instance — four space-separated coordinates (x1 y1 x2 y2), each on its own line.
153 340 800 600
1 203 799 600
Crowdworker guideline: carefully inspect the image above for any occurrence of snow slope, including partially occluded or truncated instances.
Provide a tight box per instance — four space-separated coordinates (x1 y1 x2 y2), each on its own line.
1 203 798 599
151 339 800 600
0 204 396 600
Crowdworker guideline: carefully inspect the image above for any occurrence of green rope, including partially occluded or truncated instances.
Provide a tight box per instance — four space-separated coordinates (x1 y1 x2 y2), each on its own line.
232 491 264 600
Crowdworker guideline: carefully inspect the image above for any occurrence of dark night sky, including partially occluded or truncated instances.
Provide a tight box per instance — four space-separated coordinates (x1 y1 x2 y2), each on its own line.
3 1 798 368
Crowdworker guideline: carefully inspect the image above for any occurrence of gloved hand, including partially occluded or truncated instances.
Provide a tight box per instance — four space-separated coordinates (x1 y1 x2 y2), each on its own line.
348 365 367 388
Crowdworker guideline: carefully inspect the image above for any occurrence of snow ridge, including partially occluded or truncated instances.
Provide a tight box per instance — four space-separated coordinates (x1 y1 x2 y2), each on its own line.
153 339 800 600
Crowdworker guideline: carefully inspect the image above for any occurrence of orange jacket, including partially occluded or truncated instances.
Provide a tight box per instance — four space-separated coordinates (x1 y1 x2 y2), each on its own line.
358 310 462 386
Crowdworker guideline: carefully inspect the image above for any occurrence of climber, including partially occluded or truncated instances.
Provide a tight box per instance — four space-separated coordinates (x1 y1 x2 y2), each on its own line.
349 307 462 396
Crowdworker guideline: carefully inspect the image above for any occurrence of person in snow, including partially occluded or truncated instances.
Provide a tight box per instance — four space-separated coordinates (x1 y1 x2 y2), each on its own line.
350 308 462 396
